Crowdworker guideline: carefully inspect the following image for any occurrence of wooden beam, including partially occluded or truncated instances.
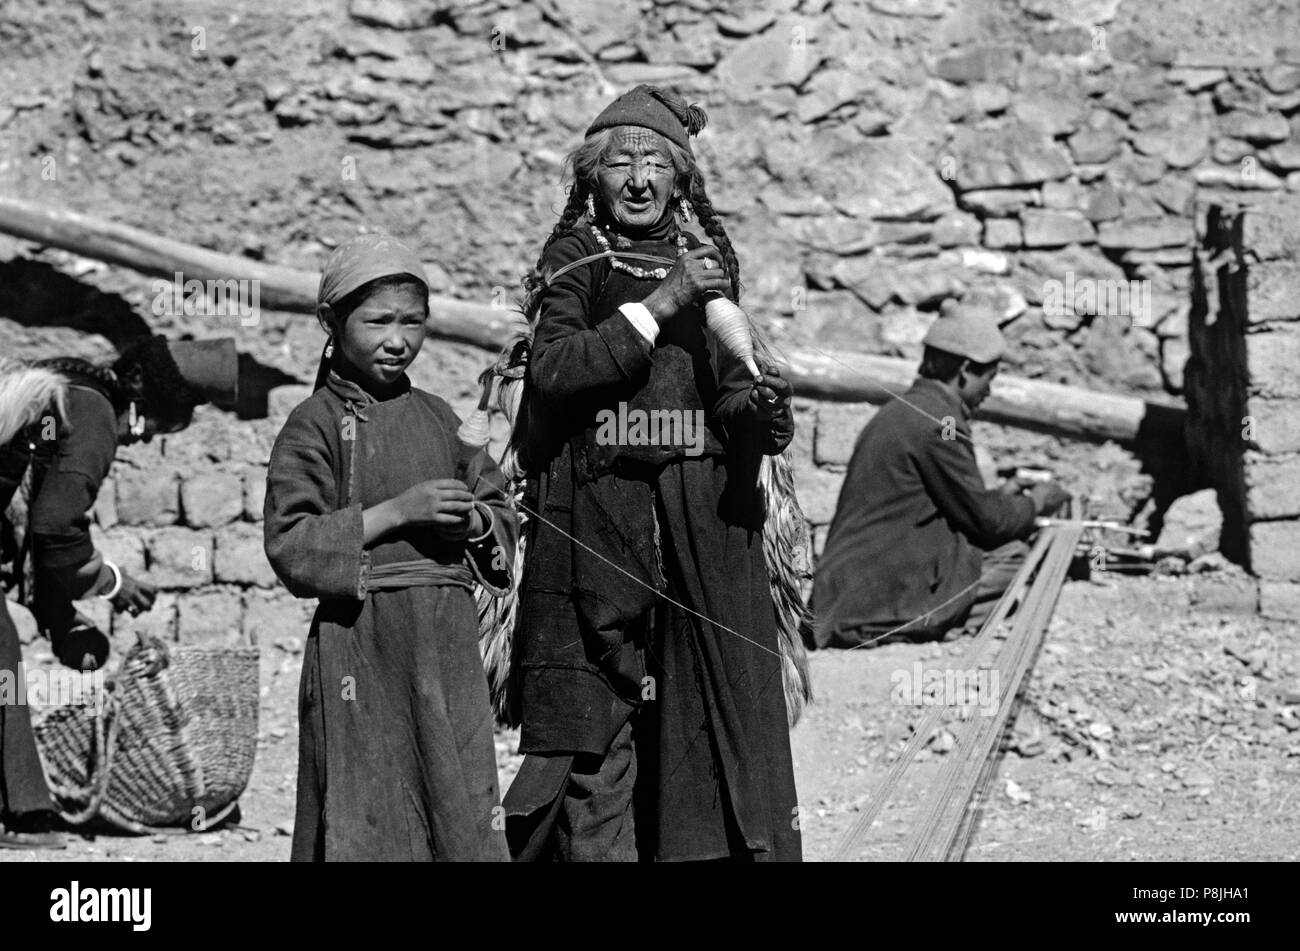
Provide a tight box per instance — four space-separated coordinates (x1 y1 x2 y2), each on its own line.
0 195 1186 445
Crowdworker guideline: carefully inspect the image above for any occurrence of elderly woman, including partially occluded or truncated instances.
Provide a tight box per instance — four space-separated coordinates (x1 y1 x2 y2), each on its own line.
507 85 801 862
0 336 236 849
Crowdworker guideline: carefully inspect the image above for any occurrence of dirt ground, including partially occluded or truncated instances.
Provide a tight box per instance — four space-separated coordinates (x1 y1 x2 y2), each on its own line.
3 565 1296 864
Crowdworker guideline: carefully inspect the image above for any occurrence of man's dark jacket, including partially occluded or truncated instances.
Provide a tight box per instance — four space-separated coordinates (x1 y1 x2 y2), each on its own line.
812 377 1036 647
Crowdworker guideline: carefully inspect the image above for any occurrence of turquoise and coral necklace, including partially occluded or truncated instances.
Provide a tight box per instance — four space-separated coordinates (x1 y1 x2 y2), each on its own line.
589 221 690 280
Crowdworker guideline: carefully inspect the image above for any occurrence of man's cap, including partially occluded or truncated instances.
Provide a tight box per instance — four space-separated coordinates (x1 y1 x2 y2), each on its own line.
166 337 239 406
585 84 707 152
922 301 1006 364
317 233 430 308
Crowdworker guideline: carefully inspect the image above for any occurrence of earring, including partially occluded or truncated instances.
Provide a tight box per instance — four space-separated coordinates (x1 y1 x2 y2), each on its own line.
324 337 334 360
585 193 597 221
128 402 146 437
677 195 693 222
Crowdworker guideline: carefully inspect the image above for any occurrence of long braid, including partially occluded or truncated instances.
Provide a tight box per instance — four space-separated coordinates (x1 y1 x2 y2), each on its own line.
688 166 741 302
33 357 123 408
521 181 590 319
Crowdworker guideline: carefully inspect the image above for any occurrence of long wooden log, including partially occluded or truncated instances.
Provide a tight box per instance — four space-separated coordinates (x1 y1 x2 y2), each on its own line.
0 195 1185 446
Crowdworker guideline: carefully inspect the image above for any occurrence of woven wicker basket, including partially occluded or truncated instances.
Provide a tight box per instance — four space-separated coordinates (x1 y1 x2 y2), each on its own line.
32 636 260 834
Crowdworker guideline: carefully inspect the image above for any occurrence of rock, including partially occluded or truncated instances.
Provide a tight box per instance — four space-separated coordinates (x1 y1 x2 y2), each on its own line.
1212 137 1255 165
242 467 267 522
814 403 874 466
1195 164 1285 191
144 528 215 589
1155 489 1221 560
970 82 1011 114
1265 143 1300 171
348 0 441 30
960 187 1040 216
1167 67 1226 91
1245 455 1300 520
984 217 1022 249
821 138 955 220
1188 551 1231 573
115 465 179 527
932 210 981 247
1218 110 1291 144
1161 336 1190 391
1004 779 1032 804
1264 65 1300 94
1067 126 1123 164
1151 177 1195 216
1244 396 1300 454
1041 180 1083 211
1131 121 1210 169
1020 209 1096 247
1012 89 1088 136
1097 217 1190 250
932 45 1019 85
244 590 313 648
1084 183 1122 222
716 26 815 90
180 471 244 528
716 11 776 36
215 523 279 587
796 68 873 123
949 124 1072 190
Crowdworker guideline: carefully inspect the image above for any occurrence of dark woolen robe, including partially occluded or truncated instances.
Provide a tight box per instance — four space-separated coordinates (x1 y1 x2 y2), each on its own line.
516 223 802 862
1 380 118 817
264 372 516 862
812 378 1037 647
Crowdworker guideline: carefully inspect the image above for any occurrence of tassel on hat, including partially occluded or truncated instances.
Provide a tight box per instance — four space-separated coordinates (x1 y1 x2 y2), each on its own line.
585 84 708 151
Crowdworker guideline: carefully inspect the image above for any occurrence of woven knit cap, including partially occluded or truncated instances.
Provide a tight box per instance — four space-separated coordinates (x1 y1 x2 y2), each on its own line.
922 303 1006 364
318 233 430 308
585 85 707 152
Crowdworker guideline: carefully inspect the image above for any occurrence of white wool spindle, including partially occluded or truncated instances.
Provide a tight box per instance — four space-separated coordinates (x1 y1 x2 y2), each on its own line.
456 408 491 451
704 294 761 381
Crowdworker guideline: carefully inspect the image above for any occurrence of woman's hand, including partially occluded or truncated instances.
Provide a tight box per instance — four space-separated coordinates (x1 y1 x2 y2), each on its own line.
749 363 793 423
393 478 477 541
641 246 731 324
111 572 158 617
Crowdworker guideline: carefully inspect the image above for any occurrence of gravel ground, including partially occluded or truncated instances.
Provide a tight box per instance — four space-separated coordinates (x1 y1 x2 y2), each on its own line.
3 568 1296 864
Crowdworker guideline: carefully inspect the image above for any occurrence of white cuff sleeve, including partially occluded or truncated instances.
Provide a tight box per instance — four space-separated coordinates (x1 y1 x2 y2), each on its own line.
619 302 660 345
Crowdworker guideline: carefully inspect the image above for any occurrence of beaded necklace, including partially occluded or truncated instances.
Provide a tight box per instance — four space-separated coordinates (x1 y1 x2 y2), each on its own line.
589 221 690 280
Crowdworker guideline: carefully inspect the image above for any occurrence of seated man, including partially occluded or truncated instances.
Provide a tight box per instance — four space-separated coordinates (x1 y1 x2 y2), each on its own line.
811 305 1069 648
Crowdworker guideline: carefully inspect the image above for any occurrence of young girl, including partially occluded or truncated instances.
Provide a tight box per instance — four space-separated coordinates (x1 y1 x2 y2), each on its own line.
264 234 516 862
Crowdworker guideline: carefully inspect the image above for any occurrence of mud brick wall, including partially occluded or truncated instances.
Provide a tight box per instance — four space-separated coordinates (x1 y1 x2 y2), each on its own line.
1187 194 1300 621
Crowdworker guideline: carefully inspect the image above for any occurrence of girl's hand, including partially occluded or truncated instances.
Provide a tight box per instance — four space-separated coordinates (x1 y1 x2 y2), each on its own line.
749 363 793 423
395 478 476 539
641 247 731 324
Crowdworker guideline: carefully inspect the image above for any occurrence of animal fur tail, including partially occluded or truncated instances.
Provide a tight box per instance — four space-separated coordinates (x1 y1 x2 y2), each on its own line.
476 316 815 729
0 359 67 450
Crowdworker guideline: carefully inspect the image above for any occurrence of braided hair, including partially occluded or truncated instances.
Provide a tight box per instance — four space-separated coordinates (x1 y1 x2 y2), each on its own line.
521 181 590 318
32 357 122 406
686 164 741 302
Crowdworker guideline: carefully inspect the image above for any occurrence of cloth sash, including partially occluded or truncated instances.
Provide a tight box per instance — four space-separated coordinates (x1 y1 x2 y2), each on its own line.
365 559 473 594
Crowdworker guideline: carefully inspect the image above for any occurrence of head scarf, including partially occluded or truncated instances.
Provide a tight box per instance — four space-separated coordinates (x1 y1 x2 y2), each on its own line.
314 233 431 390
318 233 429 308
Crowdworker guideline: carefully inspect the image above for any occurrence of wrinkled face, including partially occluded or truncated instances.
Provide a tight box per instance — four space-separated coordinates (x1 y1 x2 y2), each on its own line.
329 283 428 393
595 126 679 231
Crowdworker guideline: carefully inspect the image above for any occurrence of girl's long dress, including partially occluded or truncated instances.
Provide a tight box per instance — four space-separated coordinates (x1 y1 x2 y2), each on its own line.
264 374 515 861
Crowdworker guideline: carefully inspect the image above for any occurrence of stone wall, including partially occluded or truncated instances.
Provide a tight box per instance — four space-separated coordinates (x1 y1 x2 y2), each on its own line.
5 0 1300 644
1188 193 1300 622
